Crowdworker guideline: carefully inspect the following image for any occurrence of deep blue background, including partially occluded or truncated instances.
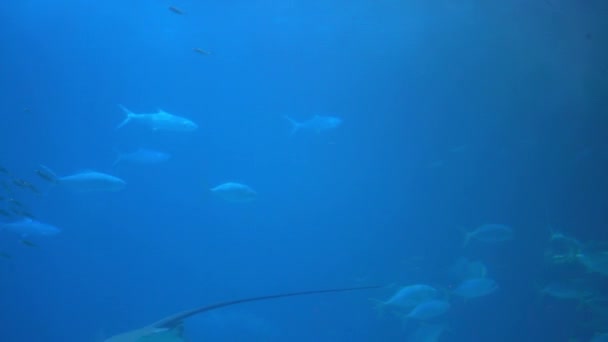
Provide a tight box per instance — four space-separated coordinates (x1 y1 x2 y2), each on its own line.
1 1 607 341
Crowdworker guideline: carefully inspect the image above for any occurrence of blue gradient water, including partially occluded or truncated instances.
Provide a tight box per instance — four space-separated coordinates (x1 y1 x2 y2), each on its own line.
1 1 607 341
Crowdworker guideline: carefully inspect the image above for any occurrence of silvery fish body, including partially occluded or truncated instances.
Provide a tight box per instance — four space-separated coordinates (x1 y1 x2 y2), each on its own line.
384 284 439 309
578 250 608 276
541 279 595 300
59 171 126 192
285 115 342 135
406 300 450 320
117 105 198 132
0 218 61 237
453 278 498 298
211 182 257 202
114 148 171 166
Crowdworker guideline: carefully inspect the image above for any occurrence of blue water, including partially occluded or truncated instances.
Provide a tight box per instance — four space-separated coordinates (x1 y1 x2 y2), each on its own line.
1 1 607 341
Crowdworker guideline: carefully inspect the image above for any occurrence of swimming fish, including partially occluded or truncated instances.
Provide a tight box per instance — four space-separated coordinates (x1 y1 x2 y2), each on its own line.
453 278 498 299
113 148 171 167
540 279 596 301
210 182 257 202
0 208 11 217
193 48 211 55
104 285 380 342
20 239 38 248
406 300 450 320
11 178 40 194
381 284 439 310
284 115 342 135
116 105 198 132
0 218 61 238
38 166 126 192
168 6 184 15
577 250 608 276
464 224 514 246
0 252 11 259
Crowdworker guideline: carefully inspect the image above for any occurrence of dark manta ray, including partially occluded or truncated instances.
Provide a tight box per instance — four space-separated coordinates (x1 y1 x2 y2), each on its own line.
104 285 380 342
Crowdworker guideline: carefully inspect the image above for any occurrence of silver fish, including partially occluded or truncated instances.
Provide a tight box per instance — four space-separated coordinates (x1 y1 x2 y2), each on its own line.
39 166 126 192
117 105 198 132
406 300 450 320
0 218 61 237
381 284 439 310
210 182 257 202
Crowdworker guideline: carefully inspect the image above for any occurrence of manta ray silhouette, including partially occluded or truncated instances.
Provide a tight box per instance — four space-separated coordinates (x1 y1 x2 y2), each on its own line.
104 285 381 342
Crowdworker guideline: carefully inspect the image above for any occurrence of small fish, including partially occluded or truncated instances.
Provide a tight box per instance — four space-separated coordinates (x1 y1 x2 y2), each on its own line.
577 250 608 276
453 278 498 299
545 231 583 265
36 167 59 183
39 166 126 192
464 224 514 246
0 165 9 175
193 48 211 55
0 218 61 237
0 208 10 217
210 182 257 202
284 115 342 135
113 148 171 167
20 239 38 248
380 284 439 310
11 178 40 194
406 300 450 320
541 279 595 300
116 105 198 132
168 6 184 15
0 252 11 259
7 198 25 208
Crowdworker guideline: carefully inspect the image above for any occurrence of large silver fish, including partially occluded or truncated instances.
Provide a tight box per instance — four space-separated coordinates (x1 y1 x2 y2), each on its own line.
0 218 61 237
104 286 380 342
117 105 198 132
37 166 126 192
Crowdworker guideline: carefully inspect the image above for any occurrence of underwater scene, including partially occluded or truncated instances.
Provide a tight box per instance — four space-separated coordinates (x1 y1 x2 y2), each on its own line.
1 1 607 341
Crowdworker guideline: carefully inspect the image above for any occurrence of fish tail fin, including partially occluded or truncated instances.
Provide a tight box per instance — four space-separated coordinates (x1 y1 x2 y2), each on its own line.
116 105 135 129
284 115 301 135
